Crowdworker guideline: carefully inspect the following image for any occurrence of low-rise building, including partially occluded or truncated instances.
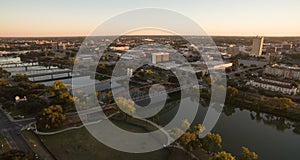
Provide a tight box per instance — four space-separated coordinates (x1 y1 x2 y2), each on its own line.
264 64 300 80
151 52 169 64
246 77 299 95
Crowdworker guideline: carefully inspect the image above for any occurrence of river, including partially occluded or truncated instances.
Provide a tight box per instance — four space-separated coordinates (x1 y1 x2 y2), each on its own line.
158 97 300 160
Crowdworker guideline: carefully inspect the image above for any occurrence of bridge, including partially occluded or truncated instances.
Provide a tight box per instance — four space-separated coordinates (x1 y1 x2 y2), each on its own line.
72 83 197 122
72 74 196 103
131 84 194 102
74 83 196 113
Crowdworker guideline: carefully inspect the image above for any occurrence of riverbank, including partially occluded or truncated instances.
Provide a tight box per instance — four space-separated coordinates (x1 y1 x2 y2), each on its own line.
198 86 300 122
233 98 300 121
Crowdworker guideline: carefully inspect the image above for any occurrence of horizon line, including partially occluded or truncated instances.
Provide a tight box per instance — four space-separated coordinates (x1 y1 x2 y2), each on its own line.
1 35 300 38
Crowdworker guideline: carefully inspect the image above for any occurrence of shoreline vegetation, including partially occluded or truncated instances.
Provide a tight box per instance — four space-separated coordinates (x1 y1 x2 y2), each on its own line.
227 88 300 122
197 82 300 122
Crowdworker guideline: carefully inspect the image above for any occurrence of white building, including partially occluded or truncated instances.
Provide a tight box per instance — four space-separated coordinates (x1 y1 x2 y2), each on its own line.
246 77 299 95
151 52 169 64
127 68 133 76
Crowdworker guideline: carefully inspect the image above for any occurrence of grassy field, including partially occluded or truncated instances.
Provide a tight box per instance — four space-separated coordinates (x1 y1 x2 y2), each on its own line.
39 120 192 160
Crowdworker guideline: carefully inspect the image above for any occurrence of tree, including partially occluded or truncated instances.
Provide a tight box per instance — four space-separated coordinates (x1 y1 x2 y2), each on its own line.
36 105 66 130
179 123 205 154
145 69 154 75
17 94 47 114
210 151 236 160
115 97 136 120
201 133 222 154
0 79 7 86
48 80 74 112
49 80 68 96
194 124 205 135
227 86 239 103
276 97 297 110
13 74 29 82
180 131 196 145
104 90 112 103
0 68 11 78
179 131 201 153
237 147 258 160
265 97 297 110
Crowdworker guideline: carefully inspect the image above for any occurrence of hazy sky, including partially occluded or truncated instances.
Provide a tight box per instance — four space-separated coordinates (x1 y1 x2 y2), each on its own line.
1 0 300 37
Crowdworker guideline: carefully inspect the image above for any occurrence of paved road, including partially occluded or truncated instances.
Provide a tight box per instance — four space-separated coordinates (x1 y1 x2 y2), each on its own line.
227 67 261 76
0 109 33 152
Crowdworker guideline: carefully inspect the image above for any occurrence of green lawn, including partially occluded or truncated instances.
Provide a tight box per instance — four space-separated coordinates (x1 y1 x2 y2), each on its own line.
39 120 192 160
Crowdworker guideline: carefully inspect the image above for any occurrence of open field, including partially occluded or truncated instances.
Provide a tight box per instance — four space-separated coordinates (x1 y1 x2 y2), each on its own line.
39 119 193 160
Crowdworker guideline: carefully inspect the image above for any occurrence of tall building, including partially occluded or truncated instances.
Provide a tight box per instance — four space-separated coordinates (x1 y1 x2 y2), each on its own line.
250 36 264 57
152 52 169 64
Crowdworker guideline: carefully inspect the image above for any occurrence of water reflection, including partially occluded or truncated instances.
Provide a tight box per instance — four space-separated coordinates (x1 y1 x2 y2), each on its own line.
222 105 300 135
161 97 300 160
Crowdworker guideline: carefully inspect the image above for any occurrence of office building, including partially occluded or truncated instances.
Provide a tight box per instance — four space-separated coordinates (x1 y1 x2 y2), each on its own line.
250 36 264 57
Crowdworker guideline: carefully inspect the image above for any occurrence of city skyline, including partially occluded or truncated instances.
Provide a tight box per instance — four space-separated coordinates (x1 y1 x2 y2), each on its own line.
1 0 300 37
1 17 300 159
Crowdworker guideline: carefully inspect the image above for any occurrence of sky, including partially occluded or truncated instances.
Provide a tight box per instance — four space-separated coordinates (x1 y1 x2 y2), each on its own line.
0 0 300 37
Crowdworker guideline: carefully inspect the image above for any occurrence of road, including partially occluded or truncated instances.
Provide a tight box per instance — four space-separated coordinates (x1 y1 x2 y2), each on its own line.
227 66 261 76
0 109 34 152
